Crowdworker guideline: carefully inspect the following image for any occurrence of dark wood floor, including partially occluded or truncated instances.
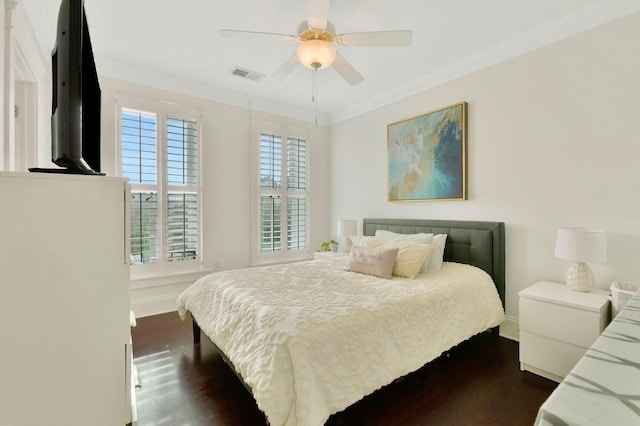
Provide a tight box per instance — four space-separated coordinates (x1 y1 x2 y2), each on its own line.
132 312 556 426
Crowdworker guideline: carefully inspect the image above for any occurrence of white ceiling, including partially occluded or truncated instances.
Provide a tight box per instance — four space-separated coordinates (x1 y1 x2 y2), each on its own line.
19 0 640 124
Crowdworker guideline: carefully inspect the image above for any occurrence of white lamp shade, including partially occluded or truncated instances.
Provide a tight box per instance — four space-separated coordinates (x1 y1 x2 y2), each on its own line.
554 228 607 262
297 40 336 69
337 219 357 237
337 219 357 253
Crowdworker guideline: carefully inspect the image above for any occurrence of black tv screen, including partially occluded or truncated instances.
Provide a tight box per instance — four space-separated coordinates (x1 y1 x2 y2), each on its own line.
31 0 102 175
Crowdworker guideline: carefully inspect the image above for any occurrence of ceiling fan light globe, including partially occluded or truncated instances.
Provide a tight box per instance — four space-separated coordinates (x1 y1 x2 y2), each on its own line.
297 40 336 69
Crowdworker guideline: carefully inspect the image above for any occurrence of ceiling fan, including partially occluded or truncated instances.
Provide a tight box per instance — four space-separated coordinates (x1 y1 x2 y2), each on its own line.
220 0 412 85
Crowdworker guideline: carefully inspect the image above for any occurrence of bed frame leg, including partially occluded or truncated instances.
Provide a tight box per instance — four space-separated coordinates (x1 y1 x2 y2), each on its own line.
192 319 201 344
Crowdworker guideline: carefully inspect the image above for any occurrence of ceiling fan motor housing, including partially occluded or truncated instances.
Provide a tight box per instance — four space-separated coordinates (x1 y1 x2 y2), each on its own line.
298 20 336 42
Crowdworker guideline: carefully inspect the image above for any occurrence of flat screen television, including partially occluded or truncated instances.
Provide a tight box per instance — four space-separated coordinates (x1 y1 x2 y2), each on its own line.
30 0 103 175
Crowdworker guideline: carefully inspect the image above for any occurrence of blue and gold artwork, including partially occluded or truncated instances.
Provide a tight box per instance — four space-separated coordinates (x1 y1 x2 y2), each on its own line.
387 102 467 201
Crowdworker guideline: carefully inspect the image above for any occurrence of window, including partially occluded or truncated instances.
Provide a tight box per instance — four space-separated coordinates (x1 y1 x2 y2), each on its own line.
117 95 201 276
256 125 309 263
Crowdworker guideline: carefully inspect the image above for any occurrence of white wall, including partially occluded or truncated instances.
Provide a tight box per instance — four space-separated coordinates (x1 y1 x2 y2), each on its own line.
0 3 6 169
99 78 330 316
329 13 640 337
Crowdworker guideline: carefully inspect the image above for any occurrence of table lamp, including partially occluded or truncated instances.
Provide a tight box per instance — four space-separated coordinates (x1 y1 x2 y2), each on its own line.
554 227 606 292
337 219 357 253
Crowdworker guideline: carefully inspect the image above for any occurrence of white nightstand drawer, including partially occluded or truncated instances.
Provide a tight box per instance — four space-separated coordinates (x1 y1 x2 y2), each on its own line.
518 281 610 382
520 330 588 381
520 297 605 348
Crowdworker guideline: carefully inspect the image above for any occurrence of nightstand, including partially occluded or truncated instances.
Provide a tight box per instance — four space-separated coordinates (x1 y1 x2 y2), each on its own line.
519 281 610 382
313 251 348 260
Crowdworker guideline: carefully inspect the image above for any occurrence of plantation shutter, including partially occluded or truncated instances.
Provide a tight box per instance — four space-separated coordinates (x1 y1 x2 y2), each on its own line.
259 131 307 255
260 195 282 252
166 116 199 261
287 196 306 250
119 103 201 269
260 133 281 252
121 109 158 264
260 133 282 190
286 137 307 250
287 137 306 191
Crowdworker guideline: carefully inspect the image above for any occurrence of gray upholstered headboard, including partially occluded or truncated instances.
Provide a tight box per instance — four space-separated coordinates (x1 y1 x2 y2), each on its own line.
362 218 505 308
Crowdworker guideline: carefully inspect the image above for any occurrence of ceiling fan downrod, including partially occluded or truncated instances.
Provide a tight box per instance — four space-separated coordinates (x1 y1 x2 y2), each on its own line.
312 63 320 124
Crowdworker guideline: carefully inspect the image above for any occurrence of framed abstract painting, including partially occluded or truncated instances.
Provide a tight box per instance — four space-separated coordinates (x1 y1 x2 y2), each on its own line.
387 102 467 201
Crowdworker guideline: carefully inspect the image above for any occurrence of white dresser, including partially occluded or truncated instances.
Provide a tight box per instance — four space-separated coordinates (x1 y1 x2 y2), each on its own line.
0 172 132 425
519 281 610 382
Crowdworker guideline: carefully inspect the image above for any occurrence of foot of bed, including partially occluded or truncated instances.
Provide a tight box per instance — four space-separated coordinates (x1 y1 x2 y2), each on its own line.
491 326 500 336
192 320 201 344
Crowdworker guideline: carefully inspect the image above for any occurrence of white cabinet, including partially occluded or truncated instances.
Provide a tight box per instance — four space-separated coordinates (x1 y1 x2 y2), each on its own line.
519 281 610 382
0 172 131 426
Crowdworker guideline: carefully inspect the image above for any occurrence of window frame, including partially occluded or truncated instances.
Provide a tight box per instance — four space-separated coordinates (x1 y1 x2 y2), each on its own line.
252 122 311 265
116 94 203 278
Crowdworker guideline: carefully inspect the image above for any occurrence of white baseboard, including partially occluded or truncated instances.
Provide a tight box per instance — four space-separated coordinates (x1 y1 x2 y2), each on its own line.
131 294 180 318
499 315 519 341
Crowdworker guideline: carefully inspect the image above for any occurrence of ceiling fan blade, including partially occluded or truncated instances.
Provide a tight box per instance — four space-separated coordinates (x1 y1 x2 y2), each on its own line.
270 54 300 82
307 0 330 30
220 29 298 43
332 53 364 85
336 30 412 47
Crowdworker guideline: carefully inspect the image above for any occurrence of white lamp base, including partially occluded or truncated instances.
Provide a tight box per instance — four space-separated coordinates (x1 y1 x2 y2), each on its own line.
339 236 353 253
565 262 594 292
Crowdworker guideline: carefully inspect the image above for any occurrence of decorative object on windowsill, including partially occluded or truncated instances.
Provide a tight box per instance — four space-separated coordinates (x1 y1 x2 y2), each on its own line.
554 227 607 292
319 240 339 252
337 219 358 253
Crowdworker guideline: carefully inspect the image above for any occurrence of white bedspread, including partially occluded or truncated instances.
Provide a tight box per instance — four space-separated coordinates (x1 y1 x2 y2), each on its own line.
176 257 504 426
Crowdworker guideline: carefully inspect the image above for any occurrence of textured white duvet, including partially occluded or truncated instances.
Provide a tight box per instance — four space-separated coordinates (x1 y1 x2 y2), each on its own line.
177 257 504 426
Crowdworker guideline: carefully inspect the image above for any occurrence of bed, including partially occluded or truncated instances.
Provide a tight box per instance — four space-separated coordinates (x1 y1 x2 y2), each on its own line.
177 218 505 426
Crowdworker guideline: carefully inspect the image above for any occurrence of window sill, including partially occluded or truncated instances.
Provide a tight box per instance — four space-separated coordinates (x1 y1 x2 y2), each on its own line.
252 255 313 268
130 269 213 290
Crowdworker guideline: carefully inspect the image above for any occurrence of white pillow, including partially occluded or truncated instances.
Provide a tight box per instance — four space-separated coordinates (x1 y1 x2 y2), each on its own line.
383 241 433 279
375 230 433 244
420 234 447 272
345 245 398 279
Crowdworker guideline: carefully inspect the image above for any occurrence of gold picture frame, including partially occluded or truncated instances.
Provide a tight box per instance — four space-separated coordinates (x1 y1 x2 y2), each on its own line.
387 102 467 201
